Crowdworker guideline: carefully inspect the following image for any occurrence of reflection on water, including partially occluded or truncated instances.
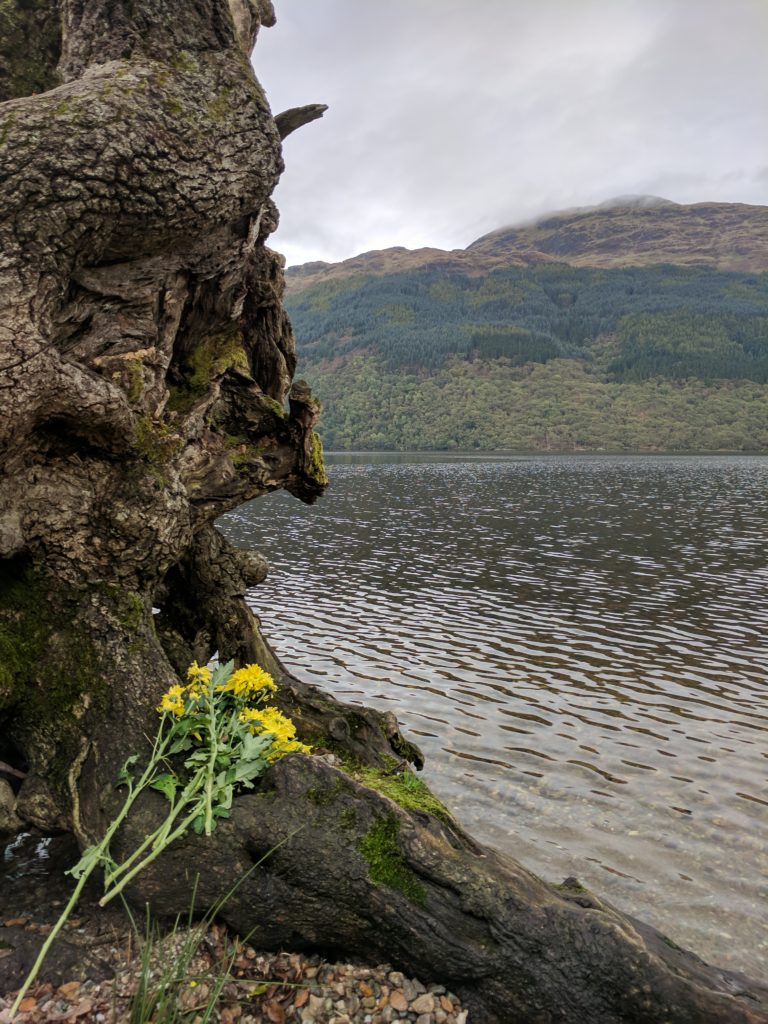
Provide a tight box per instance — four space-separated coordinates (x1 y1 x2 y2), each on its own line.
219 454 768 980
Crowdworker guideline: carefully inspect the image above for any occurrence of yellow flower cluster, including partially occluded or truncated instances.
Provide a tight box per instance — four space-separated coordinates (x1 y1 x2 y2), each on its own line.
157 684 186 717
187 661 211 691
216 663 277 699
157 662 280 719
240 705 312 760
187 661 211 683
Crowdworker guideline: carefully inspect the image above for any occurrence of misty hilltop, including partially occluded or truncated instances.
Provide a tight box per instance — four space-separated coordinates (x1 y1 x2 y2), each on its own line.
468 197 768 271
287 198 768 294
284 199 768 452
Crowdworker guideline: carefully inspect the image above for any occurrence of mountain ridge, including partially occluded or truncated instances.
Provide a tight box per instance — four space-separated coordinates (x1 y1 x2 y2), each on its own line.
286 198 768 292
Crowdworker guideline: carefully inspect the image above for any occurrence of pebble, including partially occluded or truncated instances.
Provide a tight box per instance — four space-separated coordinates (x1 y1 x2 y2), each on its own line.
402 979 419 1001
412 993 435 1014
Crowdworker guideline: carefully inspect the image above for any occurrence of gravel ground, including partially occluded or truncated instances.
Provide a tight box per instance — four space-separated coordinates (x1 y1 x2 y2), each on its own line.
0 924 470 1024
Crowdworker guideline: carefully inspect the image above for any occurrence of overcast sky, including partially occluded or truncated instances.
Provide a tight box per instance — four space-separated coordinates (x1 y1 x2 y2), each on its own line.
253 0 768 267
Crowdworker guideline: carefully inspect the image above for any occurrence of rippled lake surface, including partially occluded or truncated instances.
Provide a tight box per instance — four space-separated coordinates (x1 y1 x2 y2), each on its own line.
220 454 768 979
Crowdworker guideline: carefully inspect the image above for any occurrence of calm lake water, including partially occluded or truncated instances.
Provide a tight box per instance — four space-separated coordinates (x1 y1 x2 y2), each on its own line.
219 454 768 980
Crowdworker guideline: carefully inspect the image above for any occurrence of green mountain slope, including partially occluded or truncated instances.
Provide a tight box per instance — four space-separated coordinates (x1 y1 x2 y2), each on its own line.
285 199 768 451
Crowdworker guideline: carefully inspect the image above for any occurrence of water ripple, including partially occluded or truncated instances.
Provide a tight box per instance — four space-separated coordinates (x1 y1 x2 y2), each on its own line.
220 454 768 980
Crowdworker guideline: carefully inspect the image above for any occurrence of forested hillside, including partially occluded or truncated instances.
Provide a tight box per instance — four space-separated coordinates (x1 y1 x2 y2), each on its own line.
285 199 768 451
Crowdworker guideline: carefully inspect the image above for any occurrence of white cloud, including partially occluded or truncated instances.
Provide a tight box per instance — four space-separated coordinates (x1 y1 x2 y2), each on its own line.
255 0 768 265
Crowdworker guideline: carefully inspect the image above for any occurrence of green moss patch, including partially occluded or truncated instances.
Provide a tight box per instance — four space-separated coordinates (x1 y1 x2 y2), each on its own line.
168 333 252 414
133 416 183 464
261 396 286 419
307 432 329 486
353 766 454 827
357 813 426 905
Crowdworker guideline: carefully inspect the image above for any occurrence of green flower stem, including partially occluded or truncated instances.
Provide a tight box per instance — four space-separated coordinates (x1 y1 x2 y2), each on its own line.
203 679 219 836
9 866 91 1016
104 766 207 887
150 771 204 849
99 800 204 906
100 724 183 887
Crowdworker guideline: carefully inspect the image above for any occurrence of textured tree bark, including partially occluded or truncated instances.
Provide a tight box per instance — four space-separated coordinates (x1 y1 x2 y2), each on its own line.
0 4 766 1022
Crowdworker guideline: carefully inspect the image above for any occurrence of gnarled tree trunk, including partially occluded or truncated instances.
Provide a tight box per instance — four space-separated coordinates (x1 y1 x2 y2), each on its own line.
0 4 766 1022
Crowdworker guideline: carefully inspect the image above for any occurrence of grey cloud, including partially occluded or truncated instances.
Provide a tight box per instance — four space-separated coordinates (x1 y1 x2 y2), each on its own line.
254 0 768 265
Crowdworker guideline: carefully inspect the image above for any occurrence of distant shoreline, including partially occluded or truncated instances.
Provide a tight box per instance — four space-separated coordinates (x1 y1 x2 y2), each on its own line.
324 448 768 457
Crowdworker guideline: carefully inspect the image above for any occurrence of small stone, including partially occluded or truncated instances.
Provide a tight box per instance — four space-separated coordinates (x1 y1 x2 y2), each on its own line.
440 995 454 1013
402 979 418 1001
456 1012 468 1024
362 995 376 1009
434 1011 448 1024
390 990 408 1012
413 979 427 995
411 993 434 1015
359 981 374 998
388 972 405 987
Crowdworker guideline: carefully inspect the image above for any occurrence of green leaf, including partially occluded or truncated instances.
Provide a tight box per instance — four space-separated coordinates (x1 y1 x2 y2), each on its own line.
242 732 271 761
67 844 103 879
150 773 179 803
168 737 193 755
233 758 267 786
172 716 207 737
210 660 235 689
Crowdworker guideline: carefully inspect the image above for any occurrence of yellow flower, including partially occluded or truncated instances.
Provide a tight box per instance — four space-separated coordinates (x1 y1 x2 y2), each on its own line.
240 706 311 760
266 739 312 762
186 661 211 692
157 684 185 717
217 663 277 699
